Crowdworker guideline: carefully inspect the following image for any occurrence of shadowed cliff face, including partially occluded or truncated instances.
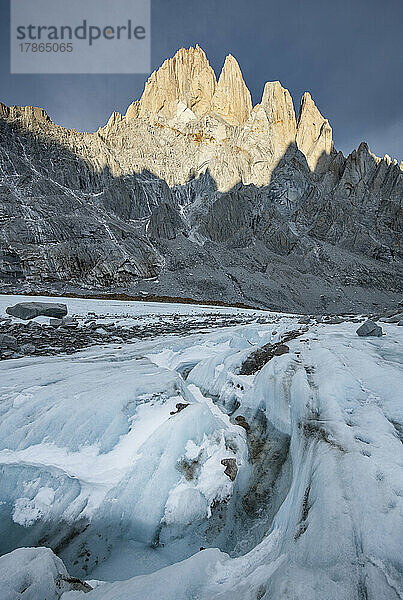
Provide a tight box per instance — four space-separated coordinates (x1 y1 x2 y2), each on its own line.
0 46 402 312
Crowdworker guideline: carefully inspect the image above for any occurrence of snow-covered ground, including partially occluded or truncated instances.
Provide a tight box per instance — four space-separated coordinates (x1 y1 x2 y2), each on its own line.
0 294 268 317
0 294 270 328
0 297 402 600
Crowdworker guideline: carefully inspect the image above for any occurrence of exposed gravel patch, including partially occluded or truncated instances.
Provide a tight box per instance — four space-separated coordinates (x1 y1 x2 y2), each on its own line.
0 313 275 361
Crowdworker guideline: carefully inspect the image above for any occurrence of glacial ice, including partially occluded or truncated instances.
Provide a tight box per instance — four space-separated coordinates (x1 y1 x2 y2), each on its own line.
0 297 402 599
0 546 77 600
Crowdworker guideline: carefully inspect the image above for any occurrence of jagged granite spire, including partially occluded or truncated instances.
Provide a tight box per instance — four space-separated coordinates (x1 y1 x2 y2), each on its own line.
211 54 252 125
296 92 334 171
138 47 253 126
138 45 217 119
260 81 297 160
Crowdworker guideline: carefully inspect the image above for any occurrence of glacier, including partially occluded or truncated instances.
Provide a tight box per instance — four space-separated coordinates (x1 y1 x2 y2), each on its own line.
0 296 402 600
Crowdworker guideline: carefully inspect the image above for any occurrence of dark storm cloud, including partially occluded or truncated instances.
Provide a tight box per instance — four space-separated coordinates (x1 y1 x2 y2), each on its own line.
1 0 402 159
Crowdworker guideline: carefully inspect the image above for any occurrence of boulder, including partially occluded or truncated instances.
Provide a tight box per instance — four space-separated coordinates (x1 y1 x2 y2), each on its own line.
0 334 18 350
397 320 403 327
234 415 250 431
50 318 63 327
6 302 68 320
50 316 77 328
356 320 383 337
221 458 238 481
170 402 190 415
326 316 344 324
21 343 36 354
273 344 290 356
60 317 78 328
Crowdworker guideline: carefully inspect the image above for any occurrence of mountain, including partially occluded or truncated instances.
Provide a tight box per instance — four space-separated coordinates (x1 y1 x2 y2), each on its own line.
0 46 402 312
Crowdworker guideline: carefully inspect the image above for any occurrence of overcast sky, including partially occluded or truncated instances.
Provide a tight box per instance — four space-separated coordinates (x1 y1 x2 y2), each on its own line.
1 0 402 160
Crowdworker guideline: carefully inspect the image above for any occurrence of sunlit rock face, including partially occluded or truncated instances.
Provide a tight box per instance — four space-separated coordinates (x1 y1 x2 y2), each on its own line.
0 45 334 191
296 91 334 172
138 45 217 120
0 46 402 312
211 54 253 125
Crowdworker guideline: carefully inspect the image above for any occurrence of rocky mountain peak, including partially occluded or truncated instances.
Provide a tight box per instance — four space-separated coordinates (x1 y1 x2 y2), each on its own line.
1 46 400 194
296 91 334 171
137 47 253 126
138 45 217 119
259 81 297 160
0 102 51 127
211 54 252 125
125 101 139 120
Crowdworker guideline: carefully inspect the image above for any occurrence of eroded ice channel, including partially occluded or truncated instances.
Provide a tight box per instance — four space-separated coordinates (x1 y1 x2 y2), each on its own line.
0 299 402 600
